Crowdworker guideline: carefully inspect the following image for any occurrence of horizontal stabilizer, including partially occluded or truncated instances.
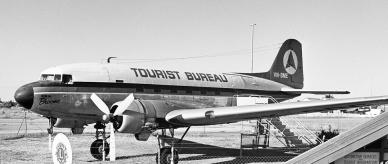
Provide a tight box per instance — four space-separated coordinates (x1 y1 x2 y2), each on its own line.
280 88 350 95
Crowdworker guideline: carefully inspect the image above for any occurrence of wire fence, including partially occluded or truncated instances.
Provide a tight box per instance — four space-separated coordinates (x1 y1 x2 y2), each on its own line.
0 119 303 163
0 109 375 163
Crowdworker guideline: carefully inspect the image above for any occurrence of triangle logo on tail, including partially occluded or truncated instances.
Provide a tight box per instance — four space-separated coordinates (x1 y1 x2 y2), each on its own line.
283 50 298 75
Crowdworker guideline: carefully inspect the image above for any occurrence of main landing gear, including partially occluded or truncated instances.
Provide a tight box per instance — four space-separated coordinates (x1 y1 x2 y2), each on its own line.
156 127 190 164
90 122 110 160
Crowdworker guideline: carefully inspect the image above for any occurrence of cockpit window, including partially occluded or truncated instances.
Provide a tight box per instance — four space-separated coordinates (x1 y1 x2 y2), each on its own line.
54 74 61 81
41 74 47 80
41 74 55 81
41 74 72 84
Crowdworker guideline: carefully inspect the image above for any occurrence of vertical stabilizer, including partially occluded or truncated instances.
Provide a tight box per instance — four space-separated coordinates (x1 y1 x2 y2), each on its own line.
268 39 303 89
239 39 303 89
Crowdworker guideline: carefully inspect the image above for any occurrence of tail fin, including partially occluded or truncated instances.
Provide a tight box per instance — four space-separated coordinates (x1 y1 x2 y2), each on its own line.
268 39 303 88
241 39 303 89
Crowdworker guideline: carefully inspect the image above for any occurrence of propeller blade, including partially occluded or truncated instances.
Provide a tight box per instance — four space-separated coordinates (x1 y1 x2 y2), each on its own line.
90 93 110 115
113 93 134 116
109 123 116 161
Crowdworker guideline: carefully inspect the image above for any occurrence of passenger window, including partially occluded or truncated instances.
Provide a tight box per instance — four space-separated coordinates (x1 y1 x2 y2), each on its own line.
62 74 73 84
201 90 206 95
136 87 144 92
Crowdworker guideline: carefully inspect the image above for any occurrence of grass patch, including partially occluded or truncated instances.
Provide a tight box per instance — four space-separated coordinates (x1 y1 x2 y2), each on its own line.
0 107 41 119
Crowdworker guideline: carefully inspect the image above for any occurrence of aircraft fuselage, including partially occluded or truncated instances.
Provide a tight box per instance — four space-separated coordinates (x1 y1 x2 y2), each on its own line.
16 63 299 126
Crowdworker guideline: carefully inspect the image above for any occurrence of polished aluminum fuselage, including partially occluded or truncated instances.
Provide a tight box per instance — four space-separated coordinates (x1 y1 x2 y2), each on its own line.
30 63 299 123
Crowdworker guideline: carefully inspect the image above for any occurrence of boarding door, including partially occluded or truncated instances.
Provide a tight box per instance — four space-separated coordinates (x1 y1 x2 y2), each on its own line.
236 95 269 106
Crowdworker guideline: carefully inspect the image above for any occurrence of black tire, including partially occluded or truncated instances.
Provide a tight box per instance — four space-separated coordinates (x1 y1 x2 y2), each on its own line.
155 147 179 164
90 139 110 160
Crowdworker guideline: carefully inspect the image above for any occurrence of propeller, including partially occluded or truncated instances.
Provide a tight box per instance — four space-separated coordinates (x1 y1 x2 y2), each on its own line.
90 93 134 123
90 93 134 161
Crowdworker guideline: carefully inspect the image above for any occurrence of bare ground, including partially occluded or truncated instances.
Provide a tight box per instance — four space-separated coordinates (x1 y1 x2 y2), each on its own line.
0 107 372 164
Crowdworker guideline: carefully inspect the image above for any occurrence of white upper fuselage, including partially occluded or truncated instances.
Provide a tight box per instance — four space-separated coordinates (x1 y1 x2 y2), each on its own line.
40 63 291 91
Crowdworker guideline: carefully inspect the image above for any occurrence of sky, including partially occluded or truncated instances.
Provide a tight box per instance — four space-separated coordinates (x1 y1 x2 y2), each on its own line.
1 0 388 100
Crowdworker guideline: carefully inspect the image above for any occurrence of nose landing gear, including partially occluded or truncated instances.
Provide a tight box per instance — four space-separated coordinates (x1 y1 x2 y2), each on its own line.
47 117 54 151
90 139 110 160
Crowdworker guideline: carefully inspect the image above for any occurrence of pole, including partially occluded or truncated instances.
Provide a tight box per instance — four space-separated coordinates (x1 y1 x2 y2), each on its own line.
250 24 256 73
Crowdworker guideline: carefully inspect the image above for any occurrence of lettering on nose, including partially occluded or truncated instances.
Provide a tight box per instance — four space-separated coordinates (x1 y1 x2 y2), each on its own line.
39 95 61 105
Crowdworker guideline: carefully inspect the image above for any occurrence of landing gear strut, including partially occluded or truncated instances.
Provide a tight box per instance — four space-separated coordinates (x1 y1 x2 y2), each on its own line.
47 117 54 150
90 122 110 160
156 127 190 164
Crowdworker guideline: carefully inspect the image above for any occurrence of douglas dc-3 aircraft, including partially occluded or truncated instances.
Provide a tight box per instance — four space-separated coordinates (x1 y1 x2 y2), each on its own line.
14 39 388 163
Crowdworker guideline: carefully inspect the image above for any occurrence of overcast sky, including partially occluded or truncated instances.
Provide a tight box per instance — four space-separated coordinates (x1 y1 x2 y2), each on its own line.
1 0 388 100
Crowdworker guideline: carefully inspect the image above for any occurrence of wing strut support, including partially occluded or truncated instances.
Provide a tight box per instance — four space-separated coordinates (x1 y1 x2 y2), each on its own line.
178 126 191 144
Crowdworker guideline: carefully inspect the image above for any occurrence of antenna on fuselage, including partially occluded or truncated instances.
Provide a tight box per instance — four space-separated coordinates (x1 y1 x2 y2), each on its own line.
107 57 117 63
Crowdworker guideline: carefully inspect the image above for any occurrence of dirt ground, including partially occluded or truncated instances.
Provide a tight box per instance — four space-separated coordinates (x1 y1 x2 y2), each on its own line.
0 107 373 164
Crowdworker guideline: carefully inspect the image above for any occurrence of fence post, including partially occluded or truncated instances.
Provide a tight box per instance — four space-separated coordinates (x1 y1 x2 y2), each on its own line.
240 133 243 157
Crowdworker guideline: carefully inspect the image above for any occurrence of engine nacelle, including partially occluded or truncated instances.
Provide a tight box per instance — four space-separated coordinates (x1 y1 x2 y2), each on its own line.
116 100 175 134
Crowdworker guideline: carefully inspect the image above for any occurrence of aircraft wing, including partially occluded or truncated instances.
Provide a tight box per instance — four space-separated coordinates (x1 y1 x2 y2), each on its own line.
165 96 388 126
280 88 350 94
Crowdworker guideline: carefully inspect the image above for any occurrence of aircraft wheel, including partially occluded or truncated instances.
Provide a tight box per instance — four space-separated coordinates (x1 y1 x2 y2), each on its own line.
155 147 179 164
90 139 110 160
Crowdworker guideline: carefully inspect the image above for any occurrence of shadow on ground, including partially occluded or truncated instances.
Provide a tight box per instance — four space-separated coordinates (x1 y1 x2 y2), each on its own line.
114 136 298 163
87 153 157 162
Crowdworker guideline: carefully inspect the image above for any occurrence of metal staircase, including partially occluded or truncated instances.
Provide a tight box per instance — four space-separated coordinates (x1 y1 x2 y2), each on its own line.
266 117 311 147
255 96 321 148
280 116 323 145
237 95 321 148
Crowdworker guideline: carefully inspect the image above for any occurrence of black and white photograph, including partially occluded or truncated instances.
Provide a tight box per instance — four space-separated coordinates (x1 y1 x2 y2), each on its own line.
1 1 388 163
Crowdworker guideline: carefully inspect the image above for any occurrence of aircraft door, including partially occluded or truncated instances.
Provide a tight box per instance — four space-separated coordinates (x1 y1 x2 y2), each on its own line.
235 95 269 106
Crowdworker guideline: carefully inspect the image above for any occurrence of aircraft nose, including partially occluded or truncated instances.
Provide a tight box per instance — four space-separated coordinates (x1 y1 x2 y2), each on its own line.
14 84 34 109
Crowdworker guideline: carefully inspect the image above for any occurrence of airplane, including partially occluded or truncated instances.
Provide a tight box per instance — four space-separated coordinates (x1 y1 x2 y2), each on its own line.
14 39 388 163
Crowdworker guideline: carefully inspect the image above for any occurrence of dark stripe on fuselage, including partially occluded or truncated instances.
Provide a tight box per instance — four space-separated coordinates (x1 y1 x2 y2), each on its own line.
30 81 300 122
34 81 299 101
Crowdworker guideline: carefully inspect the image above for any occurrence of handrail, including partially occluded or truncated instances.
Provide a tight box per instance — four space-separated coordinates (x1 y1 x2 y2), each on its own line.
281 116 322 145
263 118 289 147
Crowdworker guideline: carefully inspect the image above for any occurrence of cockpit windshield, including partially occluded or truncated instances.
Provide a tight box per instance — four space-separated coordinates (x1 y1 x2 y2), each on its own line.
41 74 73 84
54 74 61 81
41 74 55 81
